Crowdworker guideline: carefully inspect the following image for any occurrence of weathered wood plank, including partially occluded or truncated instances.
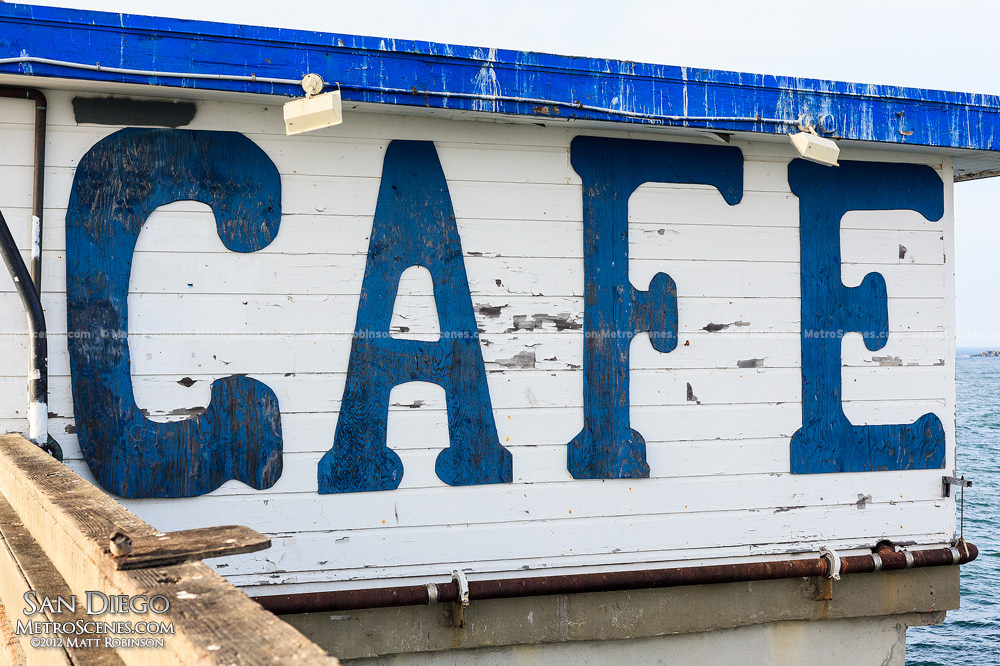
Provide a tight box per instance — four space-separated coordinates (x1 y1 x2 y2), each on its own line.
2 253 948 298
112 366 948 411
0 209 948 265
0 328 951 380
0 598 27 666
0 495 124 666
112 467 945 535
53 438 792 492
0 368 954 422
173 218 934 266
7 88 941 165
0 534 71 666
0 294 949 341
0 113 945 183
114 526 270 570
0 434 338 666
2 399 949 462
212 499 952 584
0 172 940 238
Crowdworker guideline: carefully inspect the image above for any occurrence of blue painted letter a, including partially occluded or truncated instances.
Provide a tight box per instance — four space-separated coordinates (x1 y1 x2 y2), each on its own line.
318 141 512 494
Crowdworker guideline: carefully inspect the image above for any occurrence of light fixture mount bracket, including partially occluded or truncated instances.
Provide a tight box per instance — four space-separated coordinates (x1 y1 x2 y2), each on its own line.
789 112 840 167
300 73 325 98
797 113 818 135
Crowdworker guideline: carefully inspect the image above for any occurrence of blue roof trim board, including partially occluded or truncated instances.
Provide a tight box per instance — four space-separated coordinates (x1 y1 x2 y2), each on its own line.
2 3 1000 174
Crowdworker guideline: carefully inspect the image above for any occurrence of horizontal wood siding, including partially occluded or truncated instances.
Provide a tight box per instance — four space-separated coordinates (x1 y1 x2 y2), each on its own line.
0 89 956 594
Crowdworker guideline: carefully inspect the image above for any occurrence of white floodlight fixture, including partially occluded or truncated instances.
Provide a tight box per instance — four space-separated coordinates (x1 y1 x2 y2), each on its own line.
284 73 343 136
789 115 840 167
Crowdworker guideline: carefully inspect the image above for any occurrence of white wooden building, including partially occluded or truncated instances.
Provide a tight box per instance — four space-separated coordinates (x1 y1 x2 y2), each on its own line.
0 4 992 664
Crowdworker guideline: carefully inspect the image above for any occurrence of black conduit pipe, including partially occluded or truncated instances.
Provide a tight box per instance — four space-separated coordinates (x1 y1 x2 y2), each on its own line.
0 208 47 440
0 87 45 290
0 86 59 457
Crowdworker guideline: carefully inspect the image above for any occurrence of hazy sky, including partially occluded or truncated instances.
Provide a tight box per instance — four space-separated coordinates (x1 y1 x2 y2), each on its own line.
28 0 1000 345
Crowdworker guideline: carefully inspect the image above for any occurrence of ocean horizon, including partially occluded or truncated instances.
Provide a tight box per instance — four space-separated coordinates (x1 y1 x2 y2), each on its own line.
907 351 1000 664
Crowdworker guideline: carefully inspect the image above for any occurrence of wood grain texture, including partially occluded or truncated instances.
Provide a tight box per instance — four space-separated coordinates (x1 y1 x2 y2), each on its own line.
567 136 741 479
0 495 123 666
0 598 27 666
65 128 284 498
789 159 946 473
0 91 957 594
3 1 1000 164
318 140 511 493
0 434 338 666
114 526 270 570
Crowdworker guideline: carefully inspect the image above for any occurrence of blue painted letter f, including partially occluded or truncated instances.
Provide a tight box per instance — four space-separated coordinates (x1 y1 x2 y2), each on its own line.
567 137 743 479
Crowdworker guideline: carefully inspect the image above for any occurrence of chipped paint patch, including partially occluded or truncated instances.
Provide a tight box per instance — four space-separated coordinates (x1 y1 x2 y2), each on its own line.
496 351 536 369
704 321 750 332
506 313 582 332
477 304 506 318
390 400 425 409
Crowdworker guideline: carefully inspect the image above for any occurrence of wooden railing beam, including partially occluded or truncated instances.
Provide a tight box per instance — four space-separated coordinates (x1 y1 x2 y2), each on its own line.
0 434 338 666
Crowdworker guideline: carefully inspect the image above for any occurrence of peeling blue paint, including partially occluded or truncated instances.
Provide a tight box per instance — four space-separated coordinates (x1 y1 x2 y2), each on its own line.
567 137 742 479
789 159 946 474
66 128 284 498
318 140 513 494
3 4 1000 160
56 126 952 495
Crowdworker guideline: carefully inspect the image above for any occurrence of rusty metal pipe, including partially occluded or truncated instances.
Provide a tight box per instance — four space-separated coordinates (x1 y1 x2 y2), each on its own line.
254 542 978 615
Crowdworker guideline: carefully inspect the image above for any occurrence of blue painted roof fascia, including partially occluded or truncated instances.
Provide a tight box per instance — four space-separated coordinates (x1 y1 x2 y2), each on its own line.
2 3 1000 154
